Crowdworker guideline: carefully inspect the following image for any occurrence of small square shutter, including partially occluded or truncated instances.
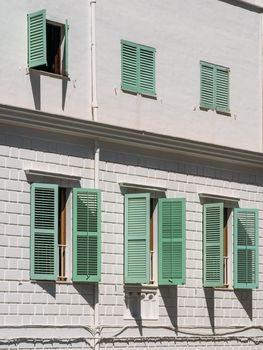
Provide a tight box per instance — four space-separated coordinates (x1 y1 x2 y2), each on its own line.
234 209 258 289
139 46 156 97
215 66 229 113
64 19 69 76
72 189 101 282
200 62 214 110
121 41 138 93
203 203 223 287
28 9 47 68
158 198 186 285
125 193 150 284
30 183 58 280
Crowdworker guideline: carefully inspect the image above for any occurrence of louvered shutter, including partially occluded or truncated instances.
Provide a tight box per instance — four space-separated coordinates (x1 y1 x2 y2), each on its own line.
203 203 223 287
158 198 186 285
139 46 156 96
28 9 47 68
200 62 214 110
72 189 101 282
125 194 150 284
215 66 229 113
121 41 138 93
64 19 69 76
234 209 258 289
30 183 58 280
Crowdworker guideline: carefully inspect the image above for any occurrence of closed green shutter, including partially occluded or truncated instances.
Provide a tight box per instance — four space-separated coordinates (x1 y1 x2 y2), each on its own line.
125 194 150 284
158 198 186 285
64 19 69 76
30 183 58 280
28 9 47 68
121 41 138 93
200 62 214 110
203 203 223 287
234 209 258 289
139 46 156 96
72 189 101 282
215 66 229 113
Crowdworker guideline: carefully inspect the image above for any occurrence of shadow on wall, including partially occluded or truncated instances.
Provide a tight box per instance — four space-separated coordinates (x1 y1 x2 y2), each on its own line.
29 70 68 111
204 288 215 334
159 286 178 329
235 289 253 320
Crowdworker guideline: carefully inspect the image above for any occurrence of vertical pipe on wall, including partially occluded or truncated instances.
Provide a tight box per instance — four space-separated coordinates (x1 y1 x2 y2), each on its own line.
90 0 98 122
90 2 100 350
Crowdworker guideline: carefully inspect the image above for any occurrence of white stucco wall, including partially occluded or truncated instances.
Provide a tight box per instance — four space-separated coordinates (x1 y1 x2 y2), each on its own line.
0 0 91 119
96 0 262 152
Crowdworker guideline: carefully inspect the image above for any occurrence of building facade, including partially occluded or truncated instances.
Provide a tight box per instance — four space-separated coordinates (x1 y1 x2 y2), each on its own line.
0 0 263 349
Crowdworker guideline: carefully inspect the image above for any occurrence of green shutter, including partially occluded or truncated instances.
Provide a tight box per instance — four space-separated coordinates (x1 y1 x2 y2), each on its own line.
28 9 47 68
64 19 69 76
158 198 186 285
234 209 258 289
215 66 229 113
200 61 214 110
30 183 58 280
72 189 101 282
139 46 156 97
125 194 150 284
121 41 139 93
203 203 223 287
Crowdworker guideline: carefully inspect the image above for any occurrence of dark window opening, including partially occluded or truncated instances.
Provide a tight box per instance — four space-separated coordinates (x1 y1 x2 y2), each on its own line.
37 23 61 74
58 187 66 280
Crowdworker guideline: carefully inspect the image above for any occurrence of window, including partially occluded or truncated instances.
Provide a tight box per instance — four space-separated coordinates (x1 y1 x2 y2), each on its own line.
203 203 258 289
27 10 69 76
30 184 101 282
121 40 156 97
124 194 186 285
200 61 230 113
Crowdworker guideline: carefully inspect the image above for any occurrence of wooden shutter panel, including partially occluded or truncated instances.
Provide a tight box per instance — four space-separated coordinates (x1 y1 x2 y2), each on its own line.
234 209 258 289
215 66 230 113
125 194 150 284
64 19 69 76
72 189 101 282
200 62 215 110
30 183 58 280
139 46 156 97
203 203 223 287
28 9 47 68
121 41 138 93
158 198 186 285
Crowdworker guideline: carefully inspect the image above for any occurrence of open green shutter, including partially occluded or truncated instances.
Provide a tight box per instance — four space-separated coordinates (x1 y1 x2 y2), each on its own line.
30 183 58 280
158 198 186 285
125 194 150 284
121 41 138 93
28 9 47 68
234 209 258 289
139 46 156 97
72 189 101 282
203 203 223 287
215 66 229 113
200 61 214 110
64 19 69 76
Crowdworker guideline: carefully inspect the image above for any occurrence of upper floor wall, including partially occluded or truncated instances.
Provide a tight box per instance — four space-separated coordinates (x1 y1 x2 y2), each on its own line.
96 0 262 152
0 0 91 119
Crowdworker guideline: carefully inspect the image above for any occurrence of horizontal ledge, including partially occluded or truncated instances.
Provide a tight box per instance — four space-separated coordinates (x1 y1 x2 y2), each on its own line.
199 193 240 202
119 182 167 192
25 169 81 182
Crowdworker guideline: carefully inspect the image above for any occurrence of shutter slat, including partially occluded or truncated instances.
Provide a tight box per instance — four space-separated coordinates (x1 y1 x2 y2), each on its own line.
215 67 229 112
121 41 138 93
28 9 47 68
30 183 58 280
203 203 223 287
139 47 156 96
73 189 101 282
125 194 150 284
64 19 69 76
158 198 186 285
200 62 214 109
234 209 258 289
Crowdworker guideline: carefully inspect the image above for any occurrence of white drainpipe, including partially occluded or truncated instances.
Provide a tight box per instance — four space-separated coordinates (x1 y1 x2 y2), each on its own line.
90 2 100 350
